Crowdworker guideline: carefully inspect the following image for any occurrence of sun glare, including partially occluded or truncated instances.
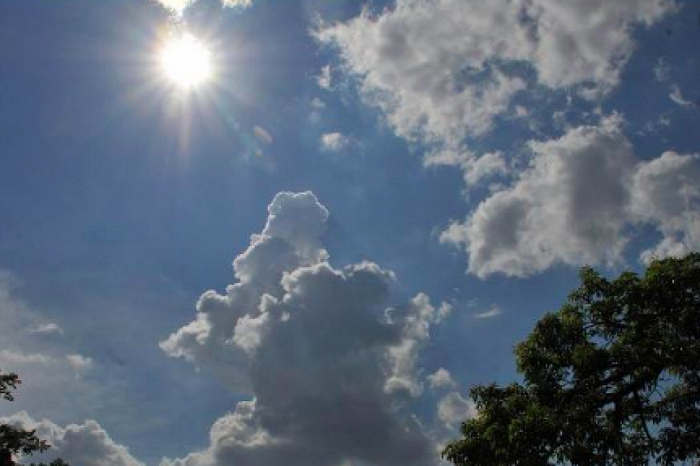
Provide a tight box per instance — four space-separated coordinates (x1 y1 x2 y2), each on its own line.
160 34 213 89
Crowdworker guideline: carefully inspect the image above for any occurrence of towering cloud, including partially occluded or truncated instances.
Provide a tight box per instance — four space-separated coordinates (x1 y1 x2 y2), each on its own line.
161 192 447 466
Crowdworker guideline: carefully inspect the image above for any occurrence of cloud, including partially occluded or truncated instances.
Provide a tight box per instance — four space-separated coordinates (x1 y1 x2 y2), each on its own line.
0 271 104 422
444 116 634 277
426 150 509 191
0 412 143 466
161 192 447 466
317 65 332 90
27 322 64 335
629 151 700 262
0 350 92 373
669 84 694 107
66 354 94 372
0 350 53 367
654 57 671 82
221 0 253 7
153 0 252 14
442 116 700 277
318 0 676 148
437 392 476 426
153 0 194 15
320 132 351 152
427 368 456 390
473 305 502 320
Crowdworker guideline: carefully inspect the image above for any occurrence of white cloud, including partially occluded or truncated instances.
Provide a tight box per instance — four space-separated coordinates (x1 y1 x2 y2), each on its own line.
161 192 446 466
317 65 332 90
427 368 456 390
630 151 700 262
0 271 104 422
437 392 476 426
320 132 351 152
442 117 700 277
153 0 252 14
221 0 253 7
427 150 509 191
384 293 445 398
318 0 676 148
27 322 64 335
445 116 634 277
473 305 502 320
152 0 194 15
515 105 529 118
0 412 143 466
66 354 93 372
670 84 693 108
654 57 670 82
0 350 53 367
0 350 91 374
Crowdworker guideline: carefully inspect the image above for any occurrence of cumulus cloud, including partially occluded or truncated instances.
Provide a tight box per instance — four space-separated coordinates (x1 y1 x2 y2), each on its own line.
0 412 143 466
427 368 456 390
437 392 476 426
317 65 332 90
318 0 676 148
442 117 700 277
320 132 351 152
630 151 700 262
161 192 447 466
65 354 94 372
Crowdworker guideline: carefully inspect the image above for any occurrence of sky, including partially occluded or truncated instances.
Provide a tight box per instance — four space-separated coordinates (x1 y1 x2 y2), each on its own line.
0 0 698 465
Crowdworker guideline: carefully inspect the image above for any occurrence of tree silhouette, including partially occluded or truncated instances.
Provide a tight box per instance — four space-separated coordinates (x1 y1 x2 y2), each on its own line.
0 372 69 466
443 253 700 466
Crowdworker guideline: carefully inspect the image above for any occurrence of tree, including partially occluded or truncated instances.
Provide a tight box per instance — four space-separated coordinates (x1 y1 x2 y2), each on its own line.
443 253 700 466
0 372 68 466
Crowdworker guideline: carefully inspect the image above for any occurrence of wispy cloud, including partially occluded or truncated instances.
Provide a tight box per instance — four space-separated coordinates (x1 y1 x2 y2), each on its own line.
473 305 502 320
670 84 694 108
153 0 253 15
27 322 63 335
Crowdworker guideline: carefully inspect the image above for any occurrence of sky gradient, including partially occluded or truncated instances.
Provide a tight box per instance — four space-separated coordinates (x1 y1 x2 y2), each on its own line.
0 0 699 465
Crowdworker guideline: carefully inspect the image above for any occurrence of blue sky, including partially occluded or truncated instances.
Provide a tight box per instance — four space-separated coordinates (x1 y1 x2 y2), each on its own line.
0 0 699 465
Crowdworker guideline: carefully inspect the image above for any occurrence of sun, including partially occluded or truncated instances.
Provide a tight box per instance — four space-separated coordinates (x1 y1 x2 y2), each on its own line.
160 34 213 89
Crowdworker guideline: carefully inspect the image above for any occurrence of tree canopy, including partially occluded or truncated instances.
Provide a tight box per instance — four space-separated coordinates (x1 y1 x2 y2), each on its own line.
443 253 700 466
0 372 68 466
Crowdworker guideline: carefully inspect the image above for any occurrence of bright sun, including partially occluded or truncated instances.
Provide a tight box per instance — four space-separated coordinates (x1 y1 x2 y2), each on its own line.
160 34 213 89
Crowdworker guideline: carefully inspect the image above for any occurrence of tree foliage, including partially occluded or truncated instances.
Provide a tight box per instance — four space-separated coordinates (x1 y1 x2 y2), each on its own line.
443 253 700 466
0 372 68 466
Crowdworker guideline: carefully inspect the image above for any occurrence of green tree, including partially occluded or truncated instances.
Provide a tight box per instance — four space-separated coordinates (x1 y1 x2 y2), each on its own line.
0 372 69 466
443 253 700 466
